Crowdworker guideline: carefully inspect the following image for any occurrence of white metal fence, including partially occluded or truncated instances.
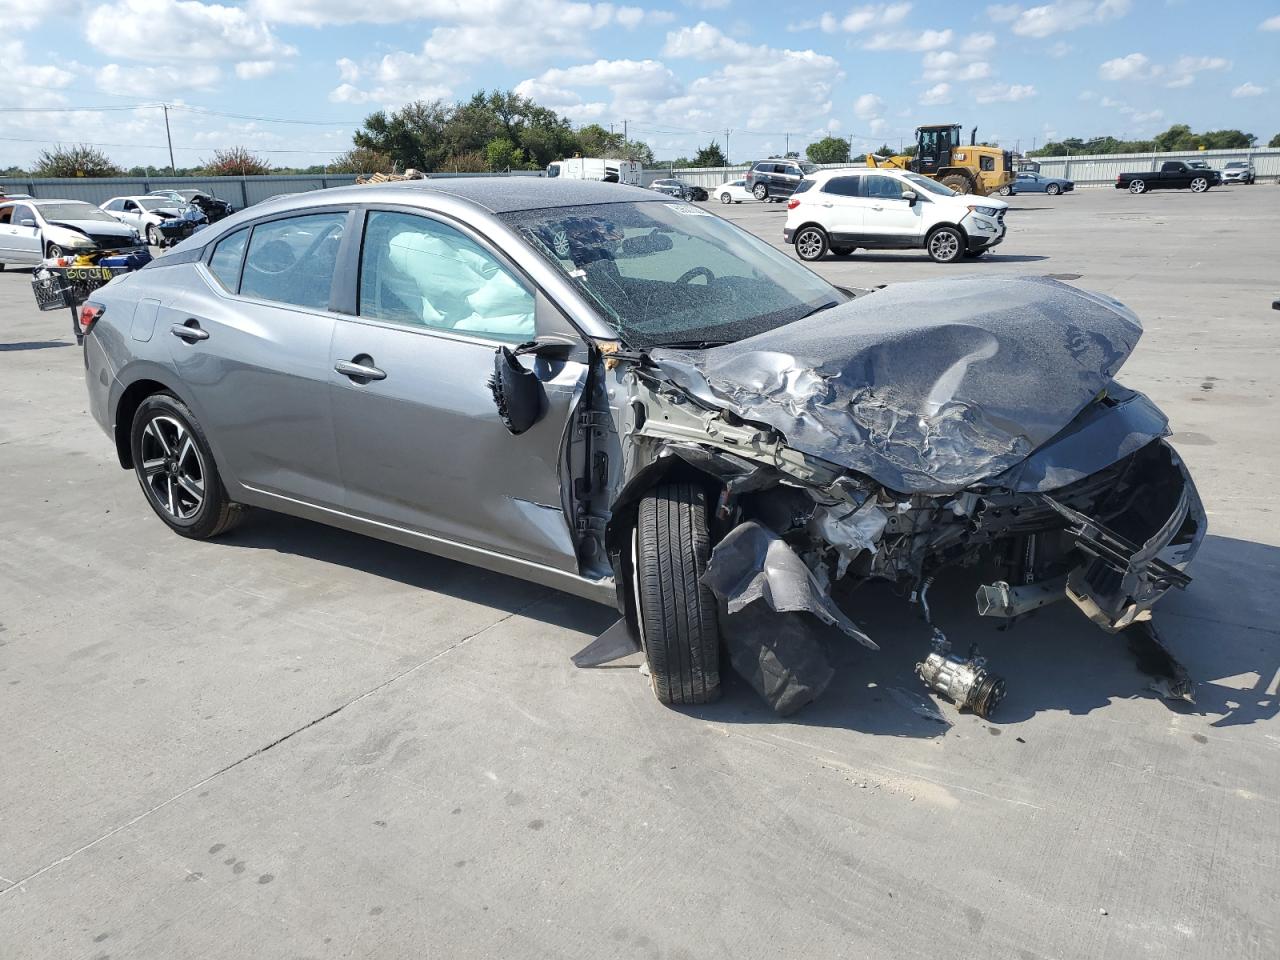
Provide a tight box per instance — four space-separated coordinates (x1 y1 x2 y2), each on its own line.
6 149 1275 205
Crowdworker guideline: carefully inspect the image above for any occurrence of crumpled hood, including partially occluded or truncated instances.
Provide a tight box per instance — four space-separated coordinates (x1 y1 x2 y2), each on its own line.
48 219 135 237
650 276 1145 494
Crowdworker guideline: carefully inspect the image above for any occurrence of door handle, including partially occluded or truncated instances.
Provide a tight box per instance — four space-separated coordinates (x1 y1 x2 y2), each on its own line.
872 205 884 211
335 358 386 382
170 321 209 342
821 202 834 207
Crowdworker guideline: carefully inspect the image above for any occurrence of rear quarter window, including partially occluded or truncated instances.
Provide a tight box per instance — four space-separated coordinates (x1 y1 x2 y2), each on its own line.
208 227 249 292
793 179 817 194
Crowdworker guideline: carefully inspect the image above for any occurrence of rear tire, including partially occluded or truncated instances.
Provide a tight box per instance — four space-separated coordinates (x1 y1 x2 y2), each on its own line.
752 183 769 201
794 226 828 261
635 483 721 706
830 246 854 257
130 393 244 540
1129 179 1147 194
926 226 965 263
720 192 732 204
1190 177 1209 193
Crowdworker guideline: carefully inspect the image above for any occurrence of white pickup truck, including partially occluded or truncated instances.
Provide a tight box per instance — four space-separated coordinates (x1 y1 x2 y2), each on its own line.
546 157 642 185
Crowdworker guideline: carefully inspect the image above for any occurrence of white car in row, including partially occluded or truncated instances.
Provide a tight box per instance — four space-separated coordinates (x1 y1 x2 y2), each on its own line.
713 178 753 204
783 167 1008 263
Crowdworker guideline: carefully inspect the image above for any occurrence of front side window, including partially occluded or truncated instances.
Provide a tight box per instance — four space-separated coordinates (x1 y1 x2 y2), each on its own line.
502 200 840 349
11 204 35 226
821 176 861 197
863 175 904 200
358 210 534 342
240 211 347 310
208 227 249 292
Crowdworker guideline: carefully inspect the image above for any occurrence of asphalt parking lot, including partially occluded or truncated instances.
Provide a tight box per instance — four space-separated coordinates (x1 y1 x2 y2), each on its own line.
1 185 1277 959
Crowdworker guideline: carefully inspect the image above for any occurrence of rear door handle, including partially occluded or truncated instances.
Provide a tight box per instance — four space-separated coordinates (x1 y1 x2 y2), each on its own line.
170 321 209 342
821 201 834 207
871 205 884 211
335 358 386 381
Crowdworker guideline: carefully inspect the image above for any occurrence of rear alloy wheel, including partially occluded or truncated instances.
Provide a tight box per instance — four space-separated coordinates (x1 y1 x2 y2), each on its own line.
720 192 732 204
1190 177 1209 193
1129 179 1147 194
130 393 244 539
927 226 964 263
752 182 769 201
1046 183 1062 196
794 226 828 261
634 483 721 706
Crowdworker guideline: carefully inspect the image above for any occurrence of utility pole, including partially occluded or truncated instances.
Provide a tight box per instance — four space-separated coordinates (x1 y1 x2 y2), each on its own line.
785 132 790 155
724 128 731 164
622 119 628 145
162 104 176 176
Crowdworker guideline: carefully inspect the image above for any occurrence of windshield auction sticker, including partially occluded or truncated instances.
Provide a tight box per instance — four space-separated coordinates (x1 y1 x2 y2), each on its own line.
664 203 712 216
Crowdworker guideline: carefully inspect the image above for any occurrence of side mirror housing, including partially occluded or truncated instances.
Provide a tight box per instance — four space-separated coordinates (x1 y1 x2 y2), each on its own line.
901 190 918 205
19 218 36 227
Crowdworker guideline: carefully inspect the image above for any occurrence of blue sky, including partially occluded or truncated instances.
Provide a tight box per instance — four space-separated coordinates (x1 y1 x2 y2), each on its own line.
2 0 1277 169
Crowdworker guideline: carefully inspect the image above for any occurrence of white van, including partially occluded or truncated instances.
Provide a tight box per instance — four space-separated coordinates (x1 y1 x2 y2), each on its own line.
546 157 642 185
783 167 1008 263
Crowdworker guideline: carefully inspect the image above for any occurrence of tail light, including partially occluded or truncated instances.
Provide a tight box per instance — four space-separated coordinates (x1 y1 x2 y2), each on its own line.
787 198 801 210
78 302 105 337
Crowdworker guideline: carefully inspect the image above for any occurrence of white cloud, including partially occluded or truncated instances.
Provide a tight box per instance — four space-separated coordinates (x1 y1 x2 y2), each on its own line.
326 47 454 104
1048 41 1071 57
235 60 278 79
99 62 222 91
1232 82 1267 98
616 5 675 27
684 0 730 9
864 29 952 50
1099 52 1157 81
662 22 755 60
961 32 997 53
1009 0 1131 39
1164 55 1230 87
1259 15 1280 30
788 4 911 32
0 0 39 29
854 92 884 119
86 0 295 63
986 3 1021 21
975 82 1036 102
920 82 952 105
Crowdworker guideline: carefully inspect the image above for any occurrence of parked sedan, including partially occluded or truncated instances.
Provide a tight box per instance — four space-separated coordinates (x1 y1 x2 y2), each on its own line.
79 179 1204 717
0 199 144 267
148 188 235 222
714 178 753 204
1008 171 1074 196
1221 161 1255 185
648 178 705 201
100 195 207 246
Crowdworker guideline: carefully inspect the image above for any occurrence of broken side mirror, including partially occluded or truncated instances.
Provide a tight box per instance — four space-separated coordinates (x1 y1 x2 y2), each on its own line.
901 190 918 206
489 345 547 435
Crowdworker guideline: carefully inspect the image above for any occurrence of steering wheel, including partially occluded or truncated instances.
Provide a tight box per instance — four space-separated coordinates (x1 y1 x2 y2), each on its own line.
677 266 715 285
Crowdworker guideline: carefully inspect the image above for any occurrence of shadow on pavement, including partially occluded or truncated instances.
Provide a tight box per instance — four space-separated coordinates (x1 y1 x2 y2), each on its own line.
221 508 1278 737
0 340 72 352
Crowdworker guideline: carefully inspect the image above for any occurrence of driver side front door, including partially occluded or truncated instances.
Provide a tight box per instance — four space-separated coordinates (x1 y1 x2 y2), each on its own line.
328 207 588 573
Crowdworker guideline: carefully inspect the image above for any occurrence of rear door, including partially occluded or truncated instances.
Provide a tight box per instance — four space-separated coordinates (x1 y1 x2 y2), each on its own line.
815 176 866 240
168 209 352 508
327 206 587 571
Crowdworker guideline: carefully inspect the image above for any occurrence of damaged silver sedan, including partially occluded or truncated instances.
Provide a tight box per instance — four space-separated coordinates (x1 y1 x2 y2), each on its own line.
81 179 1204 717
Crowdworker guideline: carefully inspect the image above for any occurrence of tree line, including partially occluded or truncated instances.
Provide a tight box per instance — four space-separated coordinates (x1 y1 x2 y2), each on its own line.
6 105 1279 180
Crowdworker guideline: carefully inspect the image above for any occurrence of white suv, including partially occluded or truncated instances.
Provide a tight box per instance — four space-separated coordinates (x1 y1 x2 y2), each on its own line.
783 168 1008 263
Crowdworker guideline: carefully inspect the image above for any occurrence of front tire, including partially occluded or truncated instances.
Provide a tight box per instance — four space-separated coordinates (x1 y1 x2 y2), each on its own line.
46 243 63 259
1046 183 1062 196
130 393 244 540
752 182 769 201
998 185 1012 196
635 483 721 706
1129 179 1147 194
794 226 828 261
146 225 159 246
926 226 965 263
939 174 972 194
1190 177 1209 193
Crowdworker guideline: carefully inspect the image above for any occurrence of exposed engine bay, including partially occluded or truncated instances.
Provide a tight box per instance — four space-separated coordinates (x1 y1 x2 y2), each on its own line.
505 276 1206 718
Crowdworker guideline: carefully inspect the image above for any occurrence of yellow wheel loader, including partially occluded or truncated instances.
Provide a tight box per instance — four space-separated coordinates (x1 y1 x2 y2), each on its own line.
867 124 1014 197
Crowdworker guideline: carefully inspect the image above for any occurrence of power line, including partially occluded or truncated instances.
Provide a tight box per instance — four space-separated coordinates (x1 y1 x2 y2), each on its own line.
0 134 348 155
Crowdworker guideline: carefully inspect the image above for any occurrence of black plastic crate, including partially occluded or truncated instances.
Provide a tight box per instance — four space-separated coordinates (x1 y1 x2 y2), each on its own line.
30 264 128 312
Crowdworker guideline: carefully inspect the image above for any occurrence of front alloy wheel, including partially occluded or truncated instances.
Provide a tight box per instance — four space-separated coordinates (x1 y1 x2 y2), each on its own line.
146 225 159 246
927 226 964 263
1129 179 1147 194
794 226 828 261
1190 177 1209 193
1046 183 1062 196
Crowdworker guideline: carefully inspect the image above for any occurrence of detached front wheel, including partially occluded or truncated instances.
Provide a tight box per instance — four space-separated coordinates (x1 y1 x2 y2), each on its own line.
634 483 721 706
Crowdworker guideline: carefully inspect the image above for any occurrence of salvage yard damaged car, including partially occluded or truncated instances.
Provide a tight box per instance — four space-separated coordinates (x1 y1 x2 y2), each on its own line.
79 180 1205 718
